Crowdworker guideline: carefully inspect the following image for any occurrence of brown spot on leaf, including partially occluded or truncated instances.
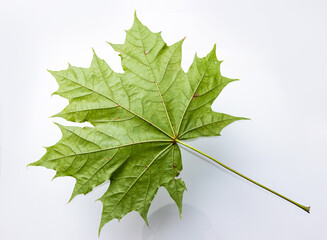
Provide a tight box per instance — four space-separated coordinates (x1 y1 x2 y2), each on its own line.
114 117 120 121
193 93 199 100
173 164 177 169
144 50 149 55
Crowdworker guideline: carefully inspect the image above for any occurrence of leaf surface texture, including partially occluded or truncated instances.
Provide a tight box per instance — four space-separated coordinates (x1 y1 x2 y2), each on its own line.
30 13 244 232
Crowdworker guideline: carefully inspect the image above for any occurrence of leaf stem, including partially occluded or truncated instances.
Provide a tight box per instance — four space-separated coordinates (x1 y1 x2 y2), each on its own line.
176 139 310 213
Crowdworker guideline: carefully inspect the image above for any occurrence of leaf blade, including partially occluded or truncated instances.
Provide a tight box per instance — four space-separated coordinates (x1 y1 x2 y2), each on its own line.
30 14 245 233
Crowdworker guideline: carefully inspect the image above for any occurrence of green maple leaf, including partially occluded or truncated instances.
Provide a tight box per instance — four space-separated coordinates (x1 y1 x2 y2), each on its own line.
29 13 310 234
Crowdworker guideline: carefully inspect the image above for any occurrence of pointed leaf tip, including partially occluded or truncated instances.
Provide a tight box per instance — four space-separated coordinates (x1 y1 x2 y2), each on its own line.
178 37 186 45
26 162 35 167
209 44 217 57
52 122 66 133
141 214 150 228
50 112 60 118
134 10 140 23
47 69 57 77
67 194 75 204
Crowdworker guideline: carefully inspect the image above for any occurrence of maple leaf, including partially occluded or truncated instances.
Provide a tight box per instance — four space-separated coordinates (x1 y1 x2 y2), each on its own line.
29 13 310 234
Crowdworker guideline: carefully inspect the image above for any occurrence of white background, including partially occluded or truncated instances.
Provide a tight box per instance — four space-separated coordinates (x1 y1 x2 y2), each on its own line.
1 0 326 239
